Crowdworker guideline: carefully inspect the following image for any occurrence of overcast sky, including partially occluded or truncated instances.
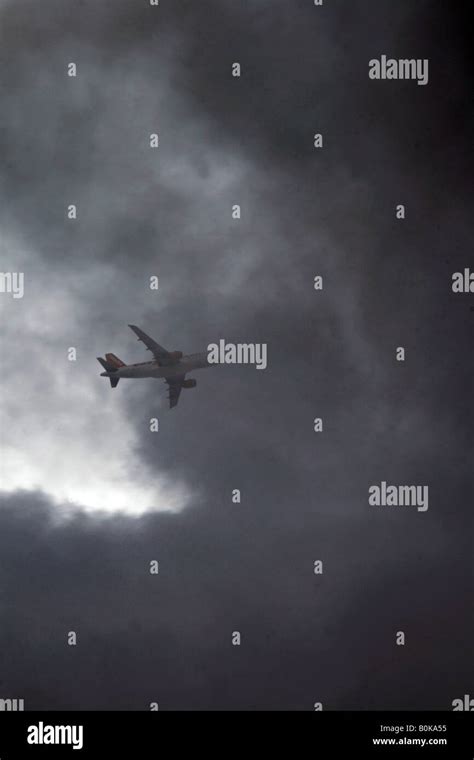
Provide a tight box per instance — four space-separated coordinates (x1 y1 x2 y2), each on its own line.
0 0 472 709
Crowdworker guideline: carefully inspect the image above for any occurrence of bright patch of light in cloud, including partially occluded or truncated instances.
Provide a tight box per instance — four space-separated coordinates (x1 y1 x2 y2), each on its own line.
0 233 190 518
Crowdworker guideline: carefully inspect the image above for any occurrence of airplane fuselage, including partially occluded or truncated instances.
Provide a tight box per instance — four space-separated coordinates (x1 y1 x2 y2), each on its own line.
100 352 210 380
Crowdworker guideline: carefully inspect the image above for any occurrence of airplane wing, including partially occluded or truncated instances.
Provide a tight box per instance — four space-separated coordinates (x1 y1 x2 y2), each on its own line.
128 325 173 365
165 375 185 409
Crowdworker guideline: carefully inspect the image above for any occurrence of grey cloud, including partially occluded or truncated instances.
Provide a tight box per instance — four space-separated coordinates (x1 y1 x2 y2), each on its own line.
0 0 472 709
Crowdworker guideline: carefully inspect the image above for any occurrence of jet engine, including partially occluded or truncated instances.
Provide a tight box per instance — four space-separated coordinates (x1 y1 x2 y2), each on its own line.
168 350 183 362
182 379 197 389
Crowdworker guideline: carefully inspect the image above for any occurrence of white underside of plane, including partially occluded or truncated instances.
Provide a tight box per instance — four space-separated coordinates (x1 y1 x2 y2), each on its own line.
113 354 209 379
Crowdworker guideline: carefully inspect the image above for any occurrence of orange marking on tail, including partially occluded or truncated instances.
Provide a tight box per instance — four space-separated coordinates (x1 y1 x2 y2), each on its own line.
105 353 126 368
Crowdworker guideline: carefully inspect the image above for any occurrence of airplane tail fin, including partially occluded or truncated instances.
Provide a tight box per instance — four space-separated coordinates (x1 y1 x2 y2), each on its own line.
105 353 126 368
97 356 121 388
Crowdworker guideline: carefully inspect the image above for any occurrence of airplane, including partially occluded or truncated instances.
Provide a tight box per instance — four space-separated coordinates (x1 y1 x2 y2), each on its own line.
97 325 211 408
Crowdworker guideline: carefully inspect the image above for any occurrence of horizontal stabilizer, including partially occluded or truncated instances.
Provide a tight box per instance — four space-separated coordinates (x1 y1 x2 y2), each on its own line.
97 356 115 372
97 357 120 387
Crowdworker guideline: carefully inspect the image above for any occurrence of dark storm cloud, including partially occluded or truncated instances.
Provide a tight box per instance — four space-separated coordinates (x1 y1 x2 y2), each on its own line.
0 0 472 709
0 473 470 711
